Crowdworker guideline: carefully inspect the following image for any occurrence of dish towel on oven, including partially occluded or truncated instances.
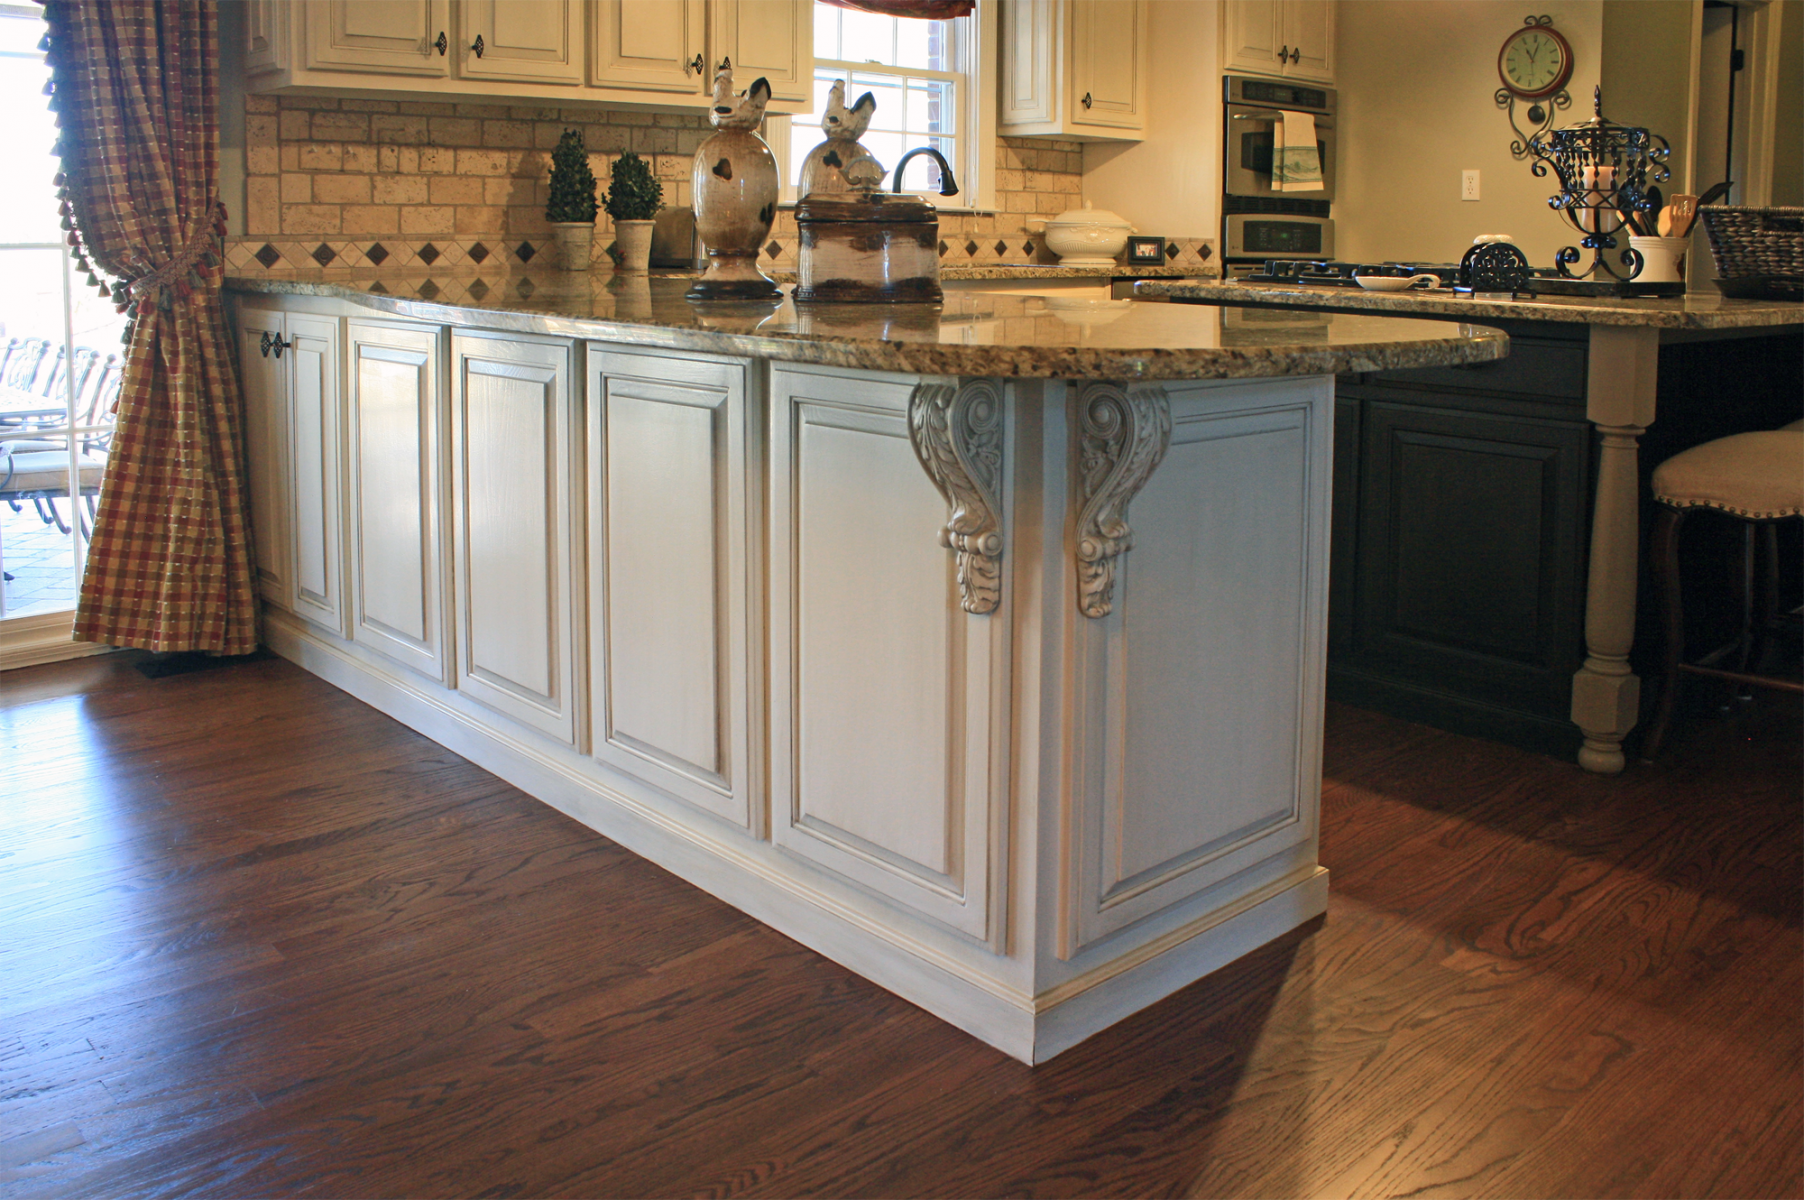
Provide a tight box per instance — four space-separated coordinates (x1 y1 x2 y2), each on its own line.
1273 109 1323 192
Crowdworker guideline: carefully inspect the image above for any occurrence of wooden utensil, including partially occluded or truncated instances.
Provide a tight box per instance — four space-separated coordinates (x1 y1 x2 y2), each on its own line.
1664 194 1699 238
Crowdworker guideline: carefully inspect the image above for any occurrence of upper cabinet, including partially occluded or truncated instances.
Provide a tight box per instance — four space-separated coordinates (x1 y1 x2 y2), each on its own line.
999 0 1148 141
1221 0 1335 84
246 0 812 112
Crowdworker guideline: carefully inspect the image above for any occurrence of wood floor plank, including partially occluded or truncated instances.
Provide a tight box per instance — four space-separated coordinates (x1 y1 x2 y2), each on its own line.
0 651 1796 1199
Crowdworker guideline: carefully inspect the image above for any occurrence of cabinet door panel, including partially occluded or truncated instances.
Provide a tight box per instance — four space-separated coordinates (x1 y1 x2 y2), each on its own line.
591 0 707 94
452 334 575 743
459 0 581 85
307 0 451 76
236 309 291 611
1281 0 1334 80
709 0 812 104
1221 0 1284 75
769 367 1004 941
1070 0 1144 129
1065 382 1331 955
1000 0 1057 127
285 314 345 634
348 322 445 681
244 0 284 73
589 348 752 828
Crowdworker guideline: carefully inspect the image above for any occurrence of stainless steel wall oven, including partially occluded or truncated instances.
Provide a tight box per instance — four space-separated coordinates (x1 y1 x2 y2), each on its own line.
1223 75 1336 269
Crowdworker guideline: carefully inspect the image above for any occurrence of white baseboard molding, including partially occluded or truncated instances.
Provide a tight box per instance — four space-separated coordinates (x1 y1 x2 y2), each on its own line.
264 613 1327 1065
0 610 113 672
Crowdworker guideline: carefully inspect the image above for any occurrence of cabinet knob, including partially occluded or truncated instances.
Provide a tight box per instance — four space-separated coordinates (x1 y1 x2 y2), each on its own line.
1081 91 1093 109
433 31 447 56
260 331 291 359
688 53 704 74
471 34 485 58
1289 45 1301 64
1279 44 1288 60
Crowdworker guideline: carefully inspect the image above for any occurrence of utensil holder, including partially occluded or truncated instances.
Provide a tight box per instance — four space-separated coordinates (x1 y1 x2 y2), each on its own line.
1627 236 1688 284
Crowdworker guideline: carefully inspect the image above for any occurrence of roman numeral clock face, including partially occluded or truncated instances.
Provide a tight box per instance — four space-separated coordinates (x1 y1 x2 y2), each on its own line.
1499 24 1573 99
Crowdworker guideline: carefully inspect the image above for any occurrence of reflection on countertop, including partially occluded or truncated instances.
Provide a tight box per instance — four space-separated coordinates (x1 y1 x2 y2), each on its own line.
1135 279 1804 329
225 269 1507 381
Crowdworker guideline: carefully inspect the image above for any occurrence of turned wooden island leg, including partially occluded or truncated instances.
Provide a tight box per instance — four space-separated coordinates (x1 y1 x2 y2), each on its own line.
1572 326 1660 775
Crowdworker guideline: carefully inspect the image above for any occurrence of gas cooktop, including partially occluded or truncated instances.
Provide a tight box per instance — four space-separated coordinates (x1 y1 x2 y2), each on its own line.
1238 260 1461 288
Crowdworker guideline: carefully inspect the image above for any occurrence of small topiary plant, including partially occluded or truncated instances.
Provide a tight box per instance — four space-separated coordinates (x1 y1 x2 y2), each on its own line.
605 151 664 222
546 129 598 224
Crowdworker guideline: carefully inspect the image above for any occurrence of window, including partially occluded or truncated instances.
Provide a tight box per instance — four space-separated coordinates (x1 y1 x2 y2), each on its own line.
775 0 994 208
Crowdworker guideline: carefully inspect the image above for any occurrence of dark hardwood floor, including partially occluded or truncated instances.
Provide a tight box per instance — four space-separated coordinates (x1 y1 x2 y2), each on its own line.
2 650 1798 1199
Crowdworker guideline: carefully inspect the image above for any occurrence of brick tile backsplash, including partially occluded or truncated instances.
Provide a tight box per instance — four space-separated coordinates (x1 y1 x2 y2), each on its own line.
236 94 1215 274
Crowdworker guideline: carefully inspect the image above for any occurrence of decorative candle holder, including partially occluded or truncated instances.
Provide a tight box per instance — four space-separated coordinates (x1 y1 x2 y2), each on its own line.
1527 87 1670 282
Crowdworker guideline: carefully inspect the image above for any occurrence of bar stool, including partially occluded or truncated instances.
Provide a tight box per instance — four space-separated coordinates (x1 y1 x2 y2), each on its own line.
1641 420 1804 760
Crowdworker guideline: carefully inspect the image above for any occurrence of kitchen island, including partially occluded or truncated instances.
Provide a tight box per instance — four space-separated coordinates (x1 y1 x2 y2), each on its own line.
1139 280 1804 774
227 271 1503 1062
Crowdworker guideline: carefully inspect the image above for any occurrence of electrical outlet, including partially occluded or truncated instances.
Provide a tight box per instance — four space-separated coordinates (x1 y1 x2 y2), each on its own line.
1462 170 1481 201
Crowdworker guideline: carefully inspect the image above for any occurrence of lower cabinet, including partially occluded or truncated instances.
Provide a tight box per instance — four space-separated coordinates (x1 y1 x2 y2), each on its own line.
450 331 579 745
766 364 1006 943
235 302 344 634
346 319 448 683
586 345 756 829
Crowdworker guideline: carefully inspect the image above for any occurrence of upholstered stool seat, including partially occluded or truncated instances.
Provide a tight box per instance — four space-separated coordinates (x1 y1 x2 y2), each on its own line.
1642 424 1804 760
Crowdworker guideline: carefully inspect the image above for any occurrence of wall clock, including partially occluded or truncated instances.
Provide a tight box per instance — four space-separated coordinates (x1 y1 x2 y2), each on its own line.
1495 16 1573 159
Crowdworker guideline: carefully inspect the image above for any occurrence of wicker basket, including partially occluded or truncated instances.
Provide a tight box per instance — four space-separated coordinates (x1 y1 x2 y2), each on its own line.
1697 206 1804 279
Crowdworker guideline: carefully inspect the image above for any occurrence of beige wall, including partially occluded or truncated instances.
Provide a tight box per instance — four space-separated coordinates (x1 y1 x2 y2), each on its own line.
1081 0 1224 246
1769 0 1802 207
1333 0 1605 266
1600 0 1700 197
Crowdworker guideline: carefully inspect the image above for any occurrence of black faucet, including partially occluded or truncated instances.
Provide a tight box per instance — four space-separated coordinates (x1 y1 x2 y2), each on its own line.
891 147 960 198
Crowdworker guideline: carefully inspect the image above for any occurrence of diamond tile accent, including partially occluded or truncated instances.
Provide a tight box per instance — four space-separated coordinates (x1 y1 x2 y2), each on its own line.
468 242 490 264
515 241 536 263
253 243 281 269
1165 242 1180 260
416 280 440 300
311 243 337 267
1198 242 1214 261
416 242 441 266
938 239 948 256
766 240 783 258
1021 242 1034 256
991 240 1005 256
367 281 389 295
515 278 535 298
365 242 390 266
467 279 490 301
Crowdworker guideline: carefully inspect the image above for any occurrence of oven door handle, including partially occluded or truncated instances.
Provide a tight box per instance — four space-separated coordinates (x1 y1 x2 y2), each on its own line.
1230 110 1288 121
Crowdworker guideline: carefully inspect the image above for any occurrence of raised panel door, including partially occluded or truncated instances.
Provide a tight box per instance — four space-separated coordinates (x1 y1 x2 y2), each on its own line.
235 308 291 611
591 0 708 95
588 347 754 829
999 0 1057 129
244 0 284 73
284 314 345 635
1281 0 1334 81
347 321 445 681
451 333 576 744
306 0 451 76
1069 0 1144 132
457 0 582 85
1221 0 1284 76
708 0 812 104
768 366 1006 942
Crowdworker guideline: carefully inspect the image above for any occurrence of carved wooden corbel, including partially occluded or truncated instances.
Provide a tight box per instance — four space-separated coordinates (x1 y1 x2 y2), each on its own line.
908 379 1005 615
1074 382 1171 619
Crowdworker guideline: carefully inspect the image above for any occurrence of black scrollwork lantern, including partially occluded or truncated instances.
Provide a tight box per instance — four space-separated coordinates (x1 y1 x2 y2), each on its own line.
1527 87 1671 281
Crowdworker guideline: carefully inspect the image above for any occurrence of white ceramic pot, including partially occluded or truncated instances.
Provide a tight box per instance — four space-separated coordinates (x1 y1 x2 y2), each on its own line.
1044 201 1134 267
549 222 594 271
1628 235 1689 284
613 219 656 274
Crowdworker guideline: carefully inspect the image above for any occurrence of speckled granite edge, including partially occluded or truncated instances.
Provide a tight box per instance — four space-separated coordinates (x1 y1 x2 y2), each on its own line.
1135 280 1804 330
227 275 1508 382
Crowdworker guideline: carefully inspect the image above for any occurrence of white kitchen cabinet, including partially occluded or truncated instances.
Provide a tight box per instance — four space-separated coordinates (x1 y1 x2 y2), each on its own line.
346 319 448 684
1221 0 1335 83
450 332 579 745
587 346 759 830
246 0 811 112
767 364 1008 943
999 0 1147 141
235 303 345 636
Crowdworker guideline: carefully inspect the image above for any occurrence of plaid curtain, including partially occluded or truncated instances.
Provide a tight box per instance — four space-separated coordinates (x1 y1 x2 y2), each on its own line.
44 0 258 655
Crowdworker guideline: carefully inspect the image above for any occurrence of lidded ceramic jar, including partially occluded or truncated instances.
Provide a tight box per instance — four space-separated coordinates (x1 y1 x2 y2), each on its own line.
1044 201 1135 267
793 193 943 304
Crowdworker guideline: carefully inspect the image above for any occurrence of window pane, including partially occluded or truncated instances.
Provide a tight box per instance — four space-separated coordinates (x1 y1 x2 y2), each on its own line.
849 72 906 131
813 4 839 60
838 9 896 66
0 12 59 243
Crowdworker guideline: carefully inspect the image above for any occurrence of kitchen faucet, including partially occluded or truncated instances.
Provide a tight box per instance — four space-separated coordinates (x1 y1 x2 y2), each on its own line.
891 147 959 197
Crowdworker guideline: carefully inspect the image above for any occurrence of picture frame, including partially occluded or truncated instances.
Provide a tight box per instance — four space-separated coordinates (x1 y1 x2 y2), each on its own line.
1126 236 1166 264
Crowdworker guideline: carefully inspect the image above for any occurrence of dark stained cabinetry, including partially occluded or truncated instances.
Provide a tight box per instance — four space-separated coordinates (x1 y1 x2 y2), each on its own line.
1329 322 1593 756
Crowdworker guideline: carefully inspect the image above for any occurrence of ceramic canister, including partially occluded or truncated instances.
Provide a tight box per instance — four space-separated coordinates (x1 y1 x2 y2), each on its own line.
792 193 942 304
688 69 781 301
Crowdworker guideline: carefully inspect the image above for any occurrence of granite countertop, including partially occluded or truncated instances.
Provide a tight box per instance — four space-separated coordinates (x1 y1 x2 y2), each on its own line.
1135 280 1804 330
226 270 1506 381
